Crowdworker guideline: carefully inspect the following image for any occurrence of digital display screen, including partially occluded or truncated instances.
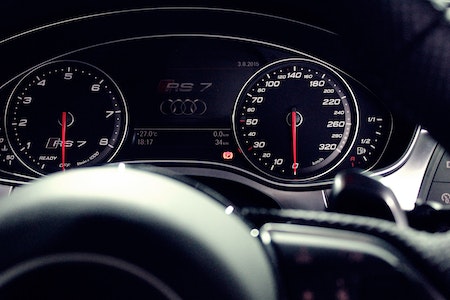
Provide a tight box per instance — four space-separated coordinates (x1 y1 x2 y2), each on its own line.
89 37 283 164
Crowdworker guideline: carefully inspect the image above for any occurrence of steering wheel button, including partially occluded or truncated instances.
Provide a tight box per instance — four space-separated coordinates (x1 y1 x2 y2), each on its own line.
433 152 450 182
426 182 450 205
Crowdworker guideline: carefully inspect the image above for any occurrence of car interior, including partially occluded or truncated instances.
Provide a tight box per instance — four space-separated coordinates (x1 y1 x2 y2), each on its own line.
0 0 449 299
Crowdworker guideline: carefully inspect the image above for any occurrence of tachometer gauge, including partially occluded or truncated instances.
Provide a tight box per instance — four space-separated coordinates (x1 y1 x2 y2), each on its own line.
233 58 359 182
5 60 128 175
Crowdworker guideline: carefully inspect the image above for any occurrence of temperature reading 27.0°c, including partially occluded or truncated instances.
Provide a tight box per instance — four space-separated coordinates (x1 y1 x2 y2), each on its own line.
233 58 359 182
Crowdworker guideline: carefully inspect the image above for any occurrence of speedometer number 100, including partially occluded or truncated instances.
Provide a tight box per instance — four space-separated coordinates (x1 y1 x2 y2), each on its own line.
233 58 358 182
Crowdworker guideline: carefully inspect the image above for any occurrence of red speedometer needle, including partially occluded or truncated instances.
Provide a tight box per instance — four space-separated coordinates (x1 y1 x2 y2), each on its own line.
291 108 298 175
61 111 67 171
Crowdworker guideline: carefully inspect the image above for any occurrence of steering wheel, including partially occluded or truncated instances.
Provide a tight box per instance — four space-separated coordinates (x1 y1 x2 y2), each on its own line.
0 0 448 299
0 167 277 299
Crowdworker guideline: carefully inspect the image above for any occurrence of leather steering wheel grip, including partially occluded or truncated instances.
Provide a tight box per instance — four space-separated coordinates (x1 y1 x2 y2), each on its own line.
333 0 450 150
0 166 278 299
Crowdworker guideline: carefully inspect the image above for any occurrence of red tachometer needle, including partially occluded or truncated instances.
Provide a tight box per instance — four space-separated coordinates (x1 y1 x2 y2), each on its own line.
291 108 298 175
61 111 67 171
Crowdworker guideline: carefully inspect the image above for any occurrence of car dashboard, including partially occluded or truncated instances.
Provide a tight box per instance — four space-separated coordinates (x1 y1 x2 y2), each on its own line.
0 7 429 211
0 8 423 209
0 4 449 299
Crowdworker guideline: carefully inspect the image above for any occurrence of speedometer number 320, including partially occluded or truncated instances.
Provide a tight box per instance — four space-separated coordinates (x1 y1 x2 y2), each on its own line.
233 58 359 182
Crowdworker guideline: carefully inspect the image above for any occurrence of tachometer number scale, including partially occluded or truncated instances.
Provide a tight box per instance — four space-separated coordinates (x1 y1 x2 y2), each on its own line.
4 61 128 175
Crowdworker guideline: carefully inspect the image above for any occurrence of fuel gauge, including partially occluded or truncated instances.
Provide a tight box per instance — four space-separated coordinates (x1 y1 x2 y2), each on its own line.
348 114 392 170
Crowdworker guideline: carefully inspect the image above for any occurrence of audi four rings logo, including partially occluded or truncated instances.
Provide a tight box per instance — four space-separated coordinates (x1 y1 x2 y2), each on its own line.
160 99 207 115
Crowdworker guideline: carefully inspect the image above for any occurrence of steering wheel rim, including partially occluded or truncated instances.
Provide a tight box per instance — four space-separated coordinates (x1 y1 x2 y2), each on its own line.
0 166 278 299
332 0 450 150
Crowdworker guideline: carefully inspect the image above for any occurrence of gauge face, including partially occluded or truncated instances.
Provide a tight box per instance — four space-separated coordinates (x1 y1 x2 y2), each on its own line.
233 58 359 182
5 61 128 175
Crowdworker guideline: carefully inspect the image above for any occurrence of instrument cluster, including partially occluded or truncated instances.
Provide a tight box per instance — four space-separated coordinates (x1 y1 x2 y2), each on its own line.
0 35 416 188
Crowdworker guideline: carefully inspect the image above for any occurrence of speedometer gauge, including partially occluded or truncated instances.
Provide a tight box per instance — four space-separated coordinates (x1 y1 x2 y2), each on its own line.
5 61 128 175
233 58 359 182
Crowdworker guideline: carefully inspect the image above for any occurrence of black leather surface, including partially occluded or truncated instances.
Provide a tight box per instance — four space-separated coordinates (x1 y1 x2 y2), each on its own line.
334 1 450 151
0 168 278 299
242 207 449 298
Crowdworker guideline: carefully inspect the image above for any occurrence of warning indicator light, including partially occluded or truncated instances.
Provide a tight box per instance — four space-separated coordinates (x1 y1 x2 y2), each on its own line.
222 151 234 160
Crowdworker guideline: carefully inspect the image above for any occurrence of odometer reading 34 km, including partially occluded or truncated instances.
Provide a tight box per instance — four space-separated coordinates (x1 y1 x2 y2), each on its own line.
232 58 359 182
4 60 128 175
